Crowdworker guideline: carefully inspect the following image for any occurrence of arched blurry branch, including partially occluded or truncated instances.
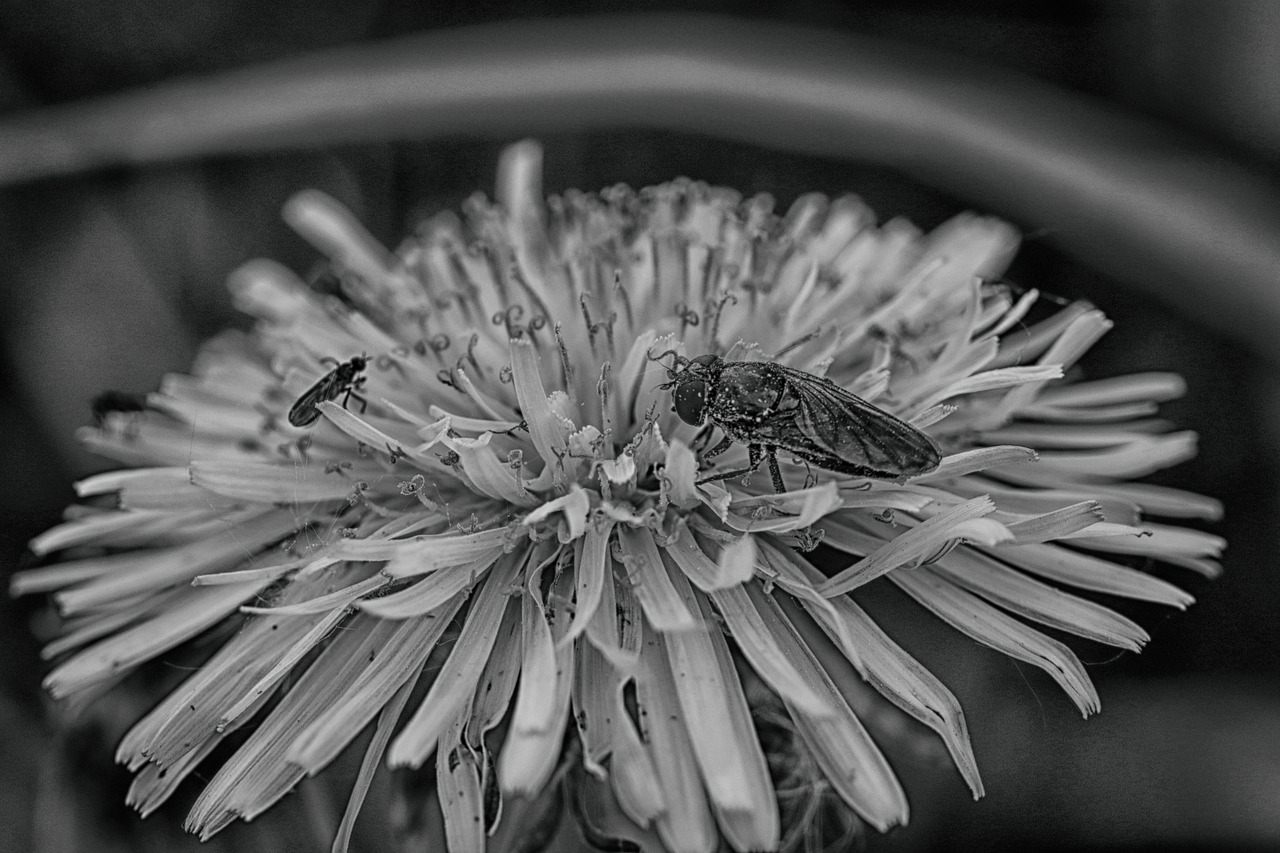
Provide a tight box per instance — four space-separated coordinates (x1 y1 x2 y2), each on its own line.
2 13 1278 359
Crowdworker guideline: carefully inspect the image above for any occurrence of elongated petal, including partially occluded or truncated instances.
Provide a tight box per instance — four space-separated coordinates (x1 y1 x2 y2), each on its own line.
773 585 983 799
987 542 1194 608
241 572 387 616
190 460 356 503
1002 501 1105 543
560 519 615 647
662 440 701 508
45 579 269 699
438 713 486 853
47 509 295 614
287 598 468 775
919 446 1038 480
522 485 591 541
466 597 523 742
819 497 996 596
723 481 842 533
218 604 353 729
742 581 909 831
384 551 523 767
635 625 718 853
659 565 777 831
359 556 495 619
510 338 572 480
185 616 396 836
382 529 512 577
608 674 666 827
500 568 575 795
332 673 420 853
444 431 541 507
892 568 1100 717
709 582 833 717
29 508 212 556
615 526 697 631
933 547 1149 651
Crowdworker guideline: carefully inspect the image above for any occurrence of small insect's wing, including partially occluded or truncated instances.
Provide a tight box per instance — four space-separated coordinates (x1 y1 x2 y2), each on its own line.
778 366 940 478
288 375 335 427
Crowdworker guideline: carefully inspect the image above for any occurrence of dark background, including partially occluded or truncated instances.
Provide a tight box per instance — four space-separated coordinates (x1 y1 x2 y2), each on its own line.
1 2 1278 851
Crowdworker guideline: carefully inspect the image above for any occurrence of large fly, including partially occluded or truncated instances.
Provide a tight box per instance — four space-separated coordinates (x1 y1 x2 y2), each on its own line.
288 355 369 428
656 352 940 492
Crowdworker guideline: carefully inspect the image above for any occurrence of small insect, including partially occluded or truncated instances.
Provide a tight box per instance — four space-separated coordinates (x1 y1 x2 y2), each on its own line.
655 352 940 492
91 390 148 426
287 355 369 427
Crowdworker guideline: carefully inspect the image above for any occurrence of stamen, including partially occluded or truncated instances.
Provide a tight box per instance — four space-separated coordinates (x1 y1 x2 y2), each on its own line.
611 269 634 330
707 290 737 351
426 334 451 361
554 323 574 385
494 305 526 339
675 302 701 339
599 312 618 357
579 294 596 345
597 362 613 447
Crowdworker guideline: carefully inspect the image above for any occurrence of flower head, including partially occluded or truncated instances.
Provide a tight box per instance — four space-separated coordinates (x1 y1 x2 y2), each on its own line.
15 141 1224 852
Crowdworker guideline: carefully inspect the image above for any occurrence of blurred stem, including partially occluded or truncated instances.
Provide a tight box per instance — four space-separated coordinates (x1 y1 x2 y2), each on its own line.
2 14 1279 358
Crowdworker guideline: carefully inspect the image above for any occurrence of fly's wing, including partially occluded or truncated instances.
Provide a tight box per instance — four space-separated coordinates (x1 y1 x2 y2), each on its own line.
287 375 335 427
778 366 941 478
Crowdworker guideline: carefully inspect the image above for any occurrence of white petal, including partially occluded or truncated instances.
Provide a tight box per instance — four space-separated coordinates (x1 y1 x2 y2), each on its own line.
709 580 834 717
559 519 616 648
383 551 522 768
819 497 996 596
934 547 1148 651
438 713 486 853
615 527 698 632
444 431 541 507
990 542 1194 608
892 568 1100 717
509 338 575 483
44 580 269 699
742 581 909 831
287 599 467 775
499 567 576 795
359 556 494 619
659 568 778 833
635 626 718 853
332 675 420 853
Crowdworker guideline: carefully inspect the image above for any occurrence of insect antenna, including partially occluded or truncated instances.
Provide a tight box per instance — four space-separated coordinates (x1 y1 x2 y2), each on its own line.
647 347 688 389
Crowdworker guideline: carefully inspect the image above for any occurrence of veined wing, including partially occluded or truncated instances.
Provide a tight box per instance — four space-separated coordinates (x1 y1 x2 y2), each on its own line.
288 374 339 427
777 365 941 478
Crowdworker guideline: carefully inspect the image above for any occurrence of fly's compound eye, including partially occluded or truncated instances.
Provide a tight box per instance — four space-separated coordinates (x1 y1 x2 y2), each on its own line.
673 379 708 426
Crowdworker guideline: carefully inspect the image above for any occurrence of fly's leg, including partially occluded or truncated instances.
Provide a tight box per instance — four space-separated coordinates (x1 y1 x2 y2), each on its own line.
346 374 369 413
766 448 786 493
691 425 714 453
696 443 763 486
702 434 735 461
342 389 369 414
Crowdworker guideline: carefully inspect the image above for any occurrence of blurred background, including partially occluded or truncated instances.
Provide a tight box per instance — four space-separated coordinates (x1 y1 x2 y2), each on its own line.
1 2 1278 851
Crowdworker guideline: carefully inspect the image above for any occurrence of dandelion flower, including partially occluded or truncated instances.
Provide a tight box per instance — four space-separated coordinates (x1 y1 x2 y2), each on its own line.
15 140 1225 852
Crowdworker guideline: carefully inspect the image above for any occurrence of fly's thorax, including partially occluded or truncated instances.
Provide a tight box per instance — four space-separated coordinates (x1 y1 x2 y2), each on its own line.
710 361 790 426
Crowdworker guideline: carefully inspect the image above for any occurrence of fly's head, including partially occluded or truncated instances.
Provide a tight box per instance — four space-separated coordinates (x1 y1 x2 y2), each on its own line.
651 350 723 427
